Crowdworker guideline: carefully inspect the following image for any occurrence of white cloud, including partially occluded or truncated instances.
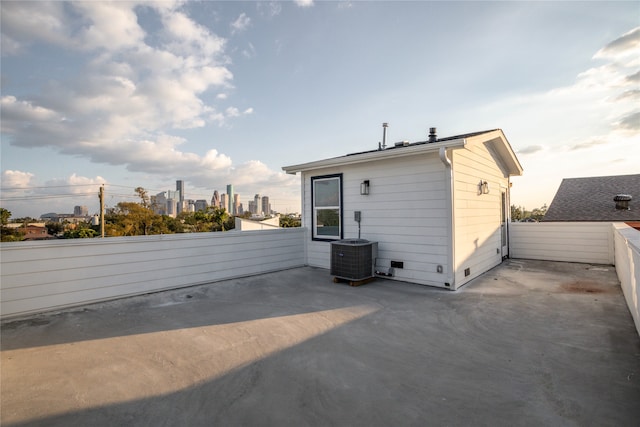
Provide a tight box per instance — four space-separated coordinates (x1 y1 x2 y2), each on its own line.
231 13 251 34
294 0 314 8
225 106 254 118
0 171 110 218
472 27 640 209
0 2 245 178
1 170 35 189
257 2 282 18
594 27 640 59
242 42 257 59
72 2 146 51
0 2 70 53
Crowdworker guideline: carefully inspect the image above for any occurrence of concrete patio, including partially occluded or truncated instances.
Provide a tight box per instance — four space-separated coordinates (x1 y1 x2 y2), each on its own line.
2 259 639 426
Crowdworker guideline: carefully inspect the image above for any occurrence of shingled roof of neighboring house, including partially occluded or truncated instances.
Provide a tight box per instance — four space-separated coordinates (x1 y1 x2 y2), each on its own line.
543 174 640 222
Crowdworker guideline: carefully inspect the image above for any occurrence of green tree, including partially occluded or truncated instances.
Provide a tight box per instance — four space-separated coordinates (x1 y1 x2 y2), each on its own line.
179 209 216 232
160 215 183 233
210 207 230 231
135 187 150 209
279 214 301 228
530 204 548 222
0 208 24 242
511 205 525 222
45 221 64 236
63 226 98 239
0 208 10 227
106 202 160 236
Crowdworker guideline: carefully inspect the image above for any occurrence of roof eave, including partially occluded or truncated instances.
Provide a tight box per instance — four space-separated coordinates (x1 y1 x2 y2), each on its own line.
282 138 467 174
467 129 524 177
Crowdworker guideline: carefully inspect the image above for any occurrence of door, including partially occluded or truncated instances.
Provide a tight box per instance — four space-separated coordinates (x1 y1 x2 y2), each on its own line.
500 190 508 259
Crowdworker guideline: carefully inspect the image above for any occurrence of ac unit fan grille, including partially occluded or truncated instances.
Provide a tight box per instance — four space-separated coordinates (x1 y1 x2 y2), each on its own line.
330 239 377 281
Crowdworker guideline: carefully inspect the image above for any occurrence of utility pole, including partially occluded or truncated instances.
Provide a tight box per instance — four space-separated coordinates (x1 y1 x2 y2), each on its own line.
99 185 105 238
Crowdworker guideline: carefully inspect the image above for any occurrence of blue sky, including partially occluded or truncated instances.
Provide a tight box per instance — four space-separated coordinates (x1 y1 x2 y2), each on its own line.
1 1 638 218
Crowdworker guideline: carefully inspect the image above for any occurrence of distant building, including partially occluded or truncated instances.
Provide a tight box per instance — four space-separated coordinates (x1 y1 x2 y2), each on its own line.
227 184 234 214
167 198 178 217
211 190 220 208
262 196 271 216
19 224 54 240
195 200 208 212
221 194 229 213
176 180 185 214
254 194 262 215
234 194 241 216
152 192 168 215
74 205 88 216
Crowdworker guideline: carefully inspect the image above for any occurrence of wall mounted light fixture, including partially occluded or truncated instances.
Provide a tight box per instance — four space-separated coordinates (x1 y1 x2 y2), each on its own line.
360 180 370 195
478 180 489 195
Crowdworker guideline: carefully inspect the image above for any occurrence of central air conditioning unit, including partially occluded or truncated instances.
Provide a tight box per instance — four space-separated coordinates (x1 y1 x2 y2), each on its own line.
330 239 378 281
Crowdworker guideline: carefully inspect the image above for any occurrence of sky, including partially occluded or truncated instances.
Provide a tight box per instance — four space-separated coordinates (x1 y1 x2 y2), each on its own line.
1 0 639 219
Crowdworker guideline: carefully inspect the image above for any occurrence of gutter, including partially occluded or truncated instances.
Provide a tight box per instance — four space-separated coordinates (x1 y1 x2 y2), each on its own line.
438 142 466 289
283 138 466 174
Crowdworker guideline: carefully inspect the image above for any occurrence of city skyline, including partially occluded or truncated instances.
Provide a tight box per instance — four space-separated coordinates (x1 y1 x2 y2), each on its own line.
1 2 638 218
8 180 280 220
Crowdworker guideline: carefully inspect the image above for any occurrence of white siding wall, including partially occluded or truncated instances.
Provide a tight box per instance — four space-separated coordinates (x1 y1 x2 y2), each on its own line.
451 141 509 288
613 223 640 336
0 228 305 319
302 153 451 287
510 222 614 264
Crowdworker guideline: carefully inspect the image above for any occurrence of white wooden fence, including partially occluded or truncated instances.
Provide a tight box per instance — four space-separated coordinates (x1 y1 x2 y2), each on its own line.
511 221 639 336
2 223 638 337
1 228 305 319
509 222 614 264
612 223 640 336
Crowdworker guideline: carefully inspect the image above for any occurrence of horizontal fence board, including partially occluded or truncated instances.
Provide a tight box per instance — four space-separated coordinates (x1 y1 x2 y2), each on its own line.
1 228 305 318
510 222 614 265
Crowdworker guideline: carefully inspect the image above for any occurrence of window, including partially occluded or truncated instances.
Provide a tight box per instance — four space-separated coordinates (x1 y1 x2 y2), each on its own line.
311 174 342 240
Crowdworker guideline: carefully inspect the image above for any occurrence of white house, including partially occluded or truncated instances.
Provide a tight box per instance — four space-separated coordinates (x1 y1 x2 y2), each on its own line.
282 128 523 290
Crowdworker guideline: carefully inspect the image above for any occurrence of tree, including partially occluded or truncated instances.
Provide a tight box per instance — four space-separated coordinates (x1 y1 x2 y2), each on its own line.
45 221 64 236
511 205 525 222
0 208 10 227
106 202 161 236
0 208 24 242
530 204 548 222
210 207 230 231
63 226 98 239
279 214 301 228
135 187 150 209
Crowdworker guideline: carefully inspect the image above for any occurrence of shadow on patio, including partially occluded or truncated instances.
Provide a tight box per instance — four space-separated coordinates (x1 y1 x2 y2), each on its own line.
2 260 639 426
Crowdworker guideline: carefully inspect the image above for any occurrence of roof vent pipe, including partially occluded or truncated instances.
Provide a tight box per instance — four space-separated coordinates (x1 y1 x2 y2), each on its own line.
614 194 632 210
381 122 389 149
429 127 437 143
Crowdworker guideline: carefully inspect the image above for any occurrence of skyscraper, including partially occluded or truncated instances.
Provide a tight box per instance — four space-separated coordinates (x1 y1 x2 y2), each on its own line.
176 180 184 202
74 205 88 216
226 184 234 215
221 194 228 213
234 193 240 216
261 196 270 216
176 180 185 214
254 194 262 216
211 190 220 208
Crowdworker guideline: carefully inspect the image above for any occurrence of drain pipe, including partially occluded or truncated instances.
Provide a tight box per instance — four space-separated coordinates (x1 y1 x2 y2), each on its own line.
439 146 455 289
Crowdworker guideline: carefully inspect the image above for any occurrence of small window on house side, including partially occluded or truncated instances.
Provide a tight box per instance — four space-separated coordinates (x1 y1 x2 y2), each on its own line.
311 174 342 240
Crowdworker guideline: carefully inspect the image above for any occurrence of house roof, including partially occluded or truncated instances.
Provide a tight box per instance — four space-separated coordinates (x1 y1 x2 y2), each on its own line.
543 174 640 222
282 128 523 176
